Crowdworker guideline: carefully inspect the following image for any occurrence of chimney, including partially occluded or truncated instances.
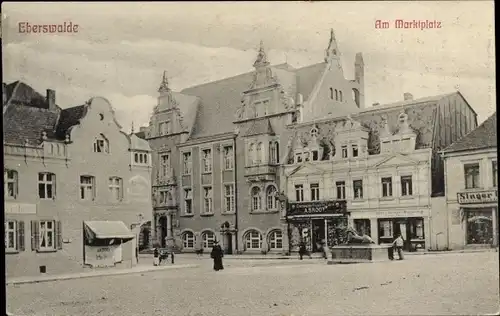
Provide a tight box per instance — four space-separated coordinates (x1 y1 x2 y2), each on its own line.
3 83 7 105
372 102 380 107
404 92 413 101
46 89 56 111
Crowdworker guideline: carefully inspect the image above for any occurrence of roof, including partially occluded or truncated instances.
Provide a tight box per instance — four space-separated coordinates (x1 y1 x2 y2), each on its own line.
4 81 61 110
55 104 88 139
3 105 60 145
181 63 326 140
130 133 151 151
361 93 455 114
443 112 497 153
243 118 275 137
84 221 135 239
135 131 146 139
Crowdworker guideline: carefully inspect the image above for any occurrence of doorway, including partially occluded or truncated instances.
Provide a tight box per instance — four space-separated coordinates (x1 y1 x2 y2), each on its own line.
224 233 233 254
159 216 168 248
312 219 325 252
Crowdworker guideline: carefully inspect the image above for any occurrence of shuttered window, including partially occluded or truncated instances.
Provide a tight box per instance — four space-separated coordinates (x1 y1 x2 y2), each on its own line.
31 220 62 252
5 220 25 253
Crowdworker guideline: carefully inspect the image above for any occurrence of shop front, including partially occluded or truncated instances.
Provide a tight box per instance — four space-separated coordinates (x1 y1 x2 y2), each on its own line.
350 209 430 252
457 190 498 247
286 200 348 253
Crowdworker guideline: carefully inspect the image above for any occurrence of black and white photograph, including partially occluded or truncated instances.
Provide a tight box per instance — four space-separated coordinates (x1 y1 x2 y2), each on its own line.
2 1 498 315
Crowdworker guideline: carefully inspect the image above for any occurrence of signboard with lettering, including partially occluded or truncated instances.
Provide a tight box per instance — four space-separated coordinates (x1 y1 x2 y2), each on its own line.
287 200 347 217
375 210 426 218
457 190 498 205
84 245 117 267
5 203 37 214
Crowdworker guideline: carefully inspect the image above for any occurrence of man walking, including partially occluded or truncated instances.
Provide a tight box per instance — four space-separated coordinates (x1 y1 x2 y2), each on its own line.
392 233 405 260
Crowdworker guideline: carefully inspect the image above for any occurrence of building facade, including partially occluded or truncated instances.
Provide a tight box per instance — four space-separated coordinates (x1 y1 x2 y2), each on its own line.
440 113 497 250
146 29 480 254
3 82 153 277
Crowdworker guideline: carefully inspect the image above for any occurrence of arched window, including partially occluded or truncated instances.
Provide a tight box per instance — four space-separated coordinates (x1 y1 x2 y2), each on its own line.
256 142 263 164
248 143 255 165
329 87 334 99
251 187 262 211
139 154 144 164
182 232 195 249
266 185 278 210
352 88 360 107
244 230 262 250
339 90 343 102
144 154 148 164
268 230 283 250
335 89 338 101
134 153 139 163
93 134 109 153
202 231 216 249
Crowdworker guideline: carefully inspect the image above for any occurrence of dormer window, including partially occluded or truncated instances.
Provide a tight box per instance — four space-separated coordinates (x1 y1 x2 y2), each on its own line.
341 145 348 158
352 145 358 157
93 135 109 153
133 152 149 165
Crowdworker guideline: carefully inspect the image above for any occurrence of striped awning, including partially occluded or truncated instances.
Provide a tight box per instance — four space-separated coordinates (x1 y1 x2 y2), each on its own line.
84 221 135 240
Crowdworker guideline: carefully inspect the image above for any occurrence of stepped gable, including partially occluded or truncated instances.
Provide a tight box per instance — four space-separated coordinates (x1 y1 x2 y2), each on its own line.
443 112 497 153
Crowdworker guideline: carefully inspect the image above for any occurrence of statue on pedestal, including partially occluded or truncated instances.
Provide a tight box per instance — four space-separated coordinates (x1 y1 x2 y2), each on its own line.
345 227 375 244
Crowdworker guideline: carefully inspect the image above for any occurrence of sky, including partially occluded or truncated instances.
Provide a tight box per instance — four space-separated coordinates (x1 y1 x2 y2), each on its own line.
2 1 496 133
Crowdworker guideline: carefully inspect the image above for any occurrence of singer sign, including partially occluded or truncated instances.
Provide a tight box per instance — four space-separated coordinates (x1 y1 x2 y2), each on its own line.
457 190 498 205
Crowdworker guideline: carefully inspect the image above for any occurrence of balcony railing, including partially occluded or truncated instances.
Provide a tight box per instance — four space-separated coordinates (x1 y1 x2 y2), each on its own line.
244 164 278 178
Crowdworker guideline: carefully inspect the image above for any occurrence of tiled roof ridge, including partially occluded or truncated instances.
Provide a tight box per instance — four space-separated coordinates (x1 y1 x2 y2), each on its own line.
360 91 458 114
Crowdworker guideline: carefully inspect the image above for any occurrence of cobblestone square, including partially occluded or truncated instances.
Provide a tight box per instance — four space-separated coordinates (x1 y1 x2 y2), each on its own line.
7 252 499 316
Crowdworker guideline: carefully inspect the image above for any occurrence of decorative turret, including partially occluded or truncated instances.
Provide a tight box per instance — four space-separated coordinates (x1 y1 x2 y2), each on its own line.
324 29 340 62
253 40 270 69
157 71 178 110
158 71 170 94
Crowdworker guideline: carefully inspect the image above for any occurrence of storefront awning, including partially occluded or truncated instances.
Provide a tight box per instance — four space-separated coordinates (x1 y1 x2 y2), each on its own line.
84 221 135 240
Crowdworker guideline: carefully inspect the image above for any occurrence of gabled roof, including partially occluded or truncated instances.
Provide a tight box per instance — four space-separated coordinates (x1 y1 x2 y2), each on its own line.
443 112 497 153
55 104 88 139
3 105 59 145
4 81 61 110
181 63 326 140
243 118 275 137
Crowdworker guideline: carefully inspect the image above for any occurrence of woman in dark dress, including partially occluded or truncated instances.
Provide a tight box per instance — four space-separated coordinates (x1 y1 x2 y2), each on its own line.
210 241 224 271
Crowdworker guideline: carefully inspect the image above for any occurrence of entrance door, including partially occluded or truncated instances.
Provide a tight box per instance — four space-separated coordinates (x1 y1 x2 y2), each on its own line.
312 219 325 252
225 233 233 254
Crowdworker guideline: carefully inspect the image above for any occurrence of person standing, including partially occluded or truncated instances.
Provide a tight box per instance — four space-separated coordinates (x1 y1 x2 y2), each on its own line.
298 241 311 260
153 247 160 266
210 240 224 271
392 233 405 260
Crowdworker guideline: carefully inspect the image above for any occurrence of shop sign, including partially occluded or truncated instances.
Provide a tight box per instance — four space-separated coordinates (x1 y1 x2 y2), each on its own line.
375 209 426 218
457 190 498 204
85 245 117 267
287 200 347 217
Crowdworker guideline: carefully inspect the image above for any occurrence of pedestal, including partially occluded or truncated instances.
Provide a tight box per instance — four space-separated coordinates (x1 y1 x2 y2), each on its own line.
328 244 393 264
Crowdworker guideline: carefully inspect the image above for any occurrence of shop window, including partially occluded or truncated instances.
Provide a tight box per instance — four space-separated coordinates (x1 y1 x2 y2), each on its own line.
353 180 363 199
336 181 346 200
310 183 320 201
466 210 493 245
409 218 424 240
401 175 413 196
381 177 393 197
379 220 393 238
295 184 304 202
464 163 480 189
354 219 371 236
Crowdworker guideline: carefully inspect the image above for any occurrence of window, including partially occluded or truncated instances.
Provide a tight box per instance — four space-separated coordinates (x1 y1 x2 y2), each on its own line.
182 152 192 174
248 143 255 165
4 169 18 199
339 90 343 102
134 153 148 165
159 121 171 136
251 187 262 211
379 220 393 238
224 184 235 213
39 220 56 251
295 184 304 202
184 188 193 214
381 177 393 197
310 183 320 201
109 177 123 202
268 230 283 250
269 141 279 164
256 143 263 164
311 150 319 161
492 161 497 187
202 231 216 249
341 145 348 158
336 181 346 199
134 153 139 163
160 153 171 178
254 100 270 117
296 153 303 163
223 146 234 170
245 230 262 249
159 190 168 204
202 149 212 173
266 185 278 210
464 163 480 189
182 232 195 248
352 145 358 157
353 180 363 199
401 175 413 196
38 172 55 199
203 187 213 214
80 176 95 201
93 135 109 153
335 89 338 101
329 87 334 100
5 220 24 252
